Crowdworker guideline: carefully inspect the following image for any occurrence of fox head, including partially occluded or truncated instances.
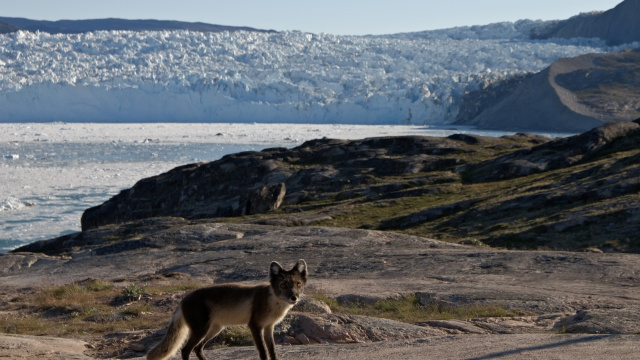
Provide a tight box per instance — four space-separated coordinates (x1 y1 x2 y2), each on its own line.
269 259 307 305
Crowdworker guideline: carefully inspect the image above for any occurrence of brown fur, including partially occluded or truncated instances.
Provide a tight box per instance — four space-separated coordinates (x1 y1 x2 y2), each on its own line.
147 259 307 360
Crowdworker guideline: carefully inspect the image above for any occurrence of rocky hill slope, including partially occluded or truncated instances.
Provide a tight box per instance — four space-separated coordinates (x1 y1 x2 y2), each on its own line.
535 0 640 45
456 49 640 132
73 120 640 254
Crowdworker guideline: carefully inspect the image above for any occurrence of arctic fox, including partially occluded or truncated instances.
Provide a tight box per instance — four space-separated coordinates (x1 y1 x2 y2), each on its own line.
147 259 308 360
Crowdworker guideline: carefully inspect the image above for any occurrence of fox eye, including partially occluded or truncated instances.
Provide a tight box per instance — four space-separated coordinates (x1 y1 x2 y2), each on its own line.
280 283 287 289
296 282 302 288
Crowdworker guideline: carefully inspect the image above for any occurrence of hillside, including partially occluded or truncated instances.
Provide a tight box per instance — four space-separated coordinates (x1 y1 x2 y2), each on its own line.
456 49 640 132
55 120 640 254
0 17 271 34
0 21 19 34
535 0 640 45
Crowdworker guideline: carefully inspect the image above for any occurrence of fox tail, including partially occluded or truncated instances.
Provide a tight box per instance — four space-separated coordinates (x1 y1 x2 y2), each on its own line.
146 308 189 360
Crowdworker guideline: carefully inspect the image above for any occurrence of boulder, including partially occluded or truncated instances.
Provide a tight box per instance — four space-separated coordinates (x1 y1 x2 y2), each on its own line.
244 183 286 215
555 308 640 334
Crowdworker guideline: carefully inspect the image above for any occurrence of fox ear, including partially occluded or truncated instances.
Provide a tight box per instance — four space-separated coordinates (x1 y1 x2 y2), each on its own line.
295 259 307 281
270 261 284 277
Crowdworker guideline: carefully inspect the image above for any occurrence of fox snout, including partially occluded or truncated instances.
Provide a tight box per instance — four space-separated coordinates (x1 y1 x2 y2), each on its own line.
279 288 300 304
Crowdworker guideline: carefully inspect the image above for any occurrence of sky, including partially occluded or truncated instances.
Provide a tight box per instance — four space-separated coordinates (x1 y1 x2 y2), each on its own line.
1 0 624 35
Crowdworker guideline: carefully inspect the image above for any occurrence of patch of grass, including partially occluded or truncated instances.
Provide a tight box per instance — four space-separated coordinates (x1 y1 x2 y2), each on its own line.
38 284 100 315
0 281 206 338
145 282 201 295
121 303 152 317
0 317 48 335
310 293 526 323
121 284 146 302
85 279 114 292
214 326 254 347
51 283 86 299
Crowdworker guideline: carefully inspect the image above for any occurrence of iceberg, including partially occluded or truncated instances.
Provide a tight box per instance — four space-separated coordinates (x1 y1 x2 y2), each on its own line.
0 197 34 212
0 23 633 124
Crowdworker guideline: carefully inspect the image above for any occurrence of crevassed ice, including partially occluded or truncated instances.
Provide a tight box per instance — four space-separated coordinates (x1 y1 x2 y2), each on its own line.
0 23 634 124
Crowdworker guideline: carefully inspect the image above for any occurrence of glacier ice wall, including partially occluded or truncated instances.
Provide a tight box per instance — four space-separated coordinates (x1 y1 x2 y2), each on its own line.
0 25 633 124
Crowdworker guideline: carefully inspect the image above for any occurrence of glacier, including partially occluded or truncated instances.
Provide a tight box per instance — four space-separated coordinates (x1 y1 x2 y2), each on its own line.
0 22 636 124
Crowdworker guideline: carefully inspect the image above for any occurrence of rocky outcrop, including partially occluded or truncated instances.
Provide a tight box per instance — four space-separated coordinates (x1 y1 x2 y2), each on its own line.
78 120 640 252
81 152 295 230
81 135 543 231
463 120 640 182
534 0 640 45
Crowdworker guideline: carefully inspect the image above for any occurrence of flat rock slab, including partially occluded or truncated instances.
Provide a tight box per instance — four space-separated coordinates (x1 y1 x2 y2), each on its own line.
132 334 639 360
3 223 639 316
0 334 91 359
2 223 640 358
3 333 639 360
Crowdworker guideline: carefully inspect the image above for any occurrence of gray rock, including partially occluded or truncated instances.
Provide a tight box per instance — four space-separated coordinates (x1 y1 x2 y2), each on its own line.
465 120 640 182
293 295 332 314
289 313 445 344
555 308 640 334
244 183 286 215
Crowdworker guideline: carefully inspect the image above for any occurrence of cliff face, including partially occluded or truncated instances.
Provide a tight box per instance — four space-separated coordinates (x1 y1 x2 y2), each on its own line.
536 0 640 45
456 49 640 132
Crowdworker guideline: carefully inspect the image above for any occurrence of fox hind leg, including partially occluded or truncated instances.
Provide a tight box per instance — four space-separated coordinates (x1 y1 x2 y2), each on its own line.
193 324 223 360
180 325 210 360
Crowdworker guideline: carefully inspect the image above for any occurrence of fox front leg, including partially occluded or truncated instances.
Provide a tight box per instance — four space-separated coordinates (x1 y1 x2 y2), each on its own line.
249 322 269 360
264 325 278 360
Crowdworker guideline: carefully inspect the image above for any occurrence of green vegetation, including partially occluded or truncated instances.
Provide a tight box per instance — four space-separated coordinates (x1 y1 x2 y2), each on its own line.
234 139 640 253
0 279 197 337
121 283 146 302
214 326 255 347
311 294 528 323
0 279 525 343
